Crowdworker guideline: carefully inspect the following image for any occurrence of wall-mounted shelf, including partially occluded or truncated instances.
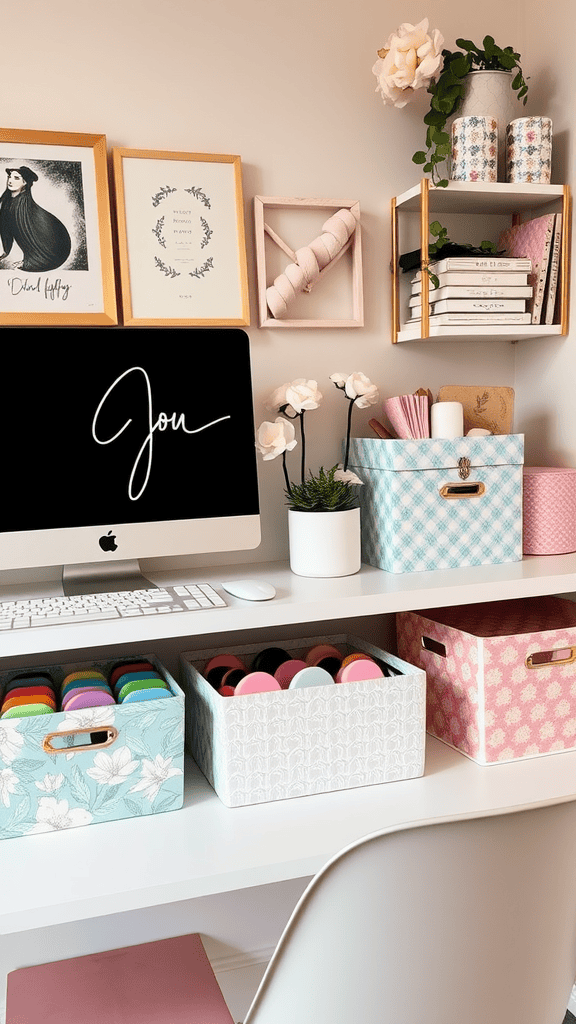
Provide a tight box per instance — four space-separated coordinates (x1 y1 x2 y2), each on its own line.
391 180 572 344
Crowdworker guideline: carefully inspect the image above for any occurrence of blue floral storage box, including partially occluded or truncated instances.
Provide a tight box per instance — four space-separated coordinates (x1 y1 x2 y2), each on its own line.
0 655 184 840
347 434 524 574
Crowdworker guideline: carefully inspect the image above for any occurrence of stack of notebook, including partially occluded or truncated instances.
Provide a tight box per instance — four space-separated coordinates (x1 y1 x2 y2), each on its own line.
407 210 562 329
408 256 534 327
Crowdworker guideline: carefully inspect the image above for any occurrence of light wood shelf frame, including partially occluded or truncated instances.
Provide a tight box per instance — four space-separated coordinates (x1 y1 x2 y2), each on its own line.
391 179 572 344
254 196 364 328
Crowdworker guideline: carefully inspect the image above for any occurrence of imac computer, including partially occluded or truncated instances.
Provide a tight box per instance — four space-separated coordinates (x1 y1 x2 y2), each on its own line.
0 327 261 595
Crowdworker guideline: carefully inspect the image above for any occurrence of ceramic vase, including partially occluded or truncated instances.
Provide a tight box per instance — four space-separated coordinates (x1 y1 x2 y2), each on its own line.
459 70 519 180
288 507 361 578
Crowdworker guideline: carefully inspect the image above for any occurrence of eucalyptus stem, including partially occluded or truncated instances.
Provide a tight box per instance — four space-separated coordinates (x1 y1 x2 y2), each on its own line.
344 398 355 472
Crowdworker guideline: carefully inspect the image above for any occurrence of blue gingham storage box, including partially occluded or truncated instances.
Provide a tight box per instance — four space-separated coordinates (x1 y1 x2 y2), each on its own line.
180 634 426 806
347 434 524 574
0 655 184 840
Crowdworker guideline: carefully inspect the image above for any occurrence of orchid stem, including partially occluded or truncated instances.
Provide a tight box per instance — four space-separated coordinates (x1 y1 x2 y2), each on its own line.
344 398 354 472
299 412 306 483
282 452 292 496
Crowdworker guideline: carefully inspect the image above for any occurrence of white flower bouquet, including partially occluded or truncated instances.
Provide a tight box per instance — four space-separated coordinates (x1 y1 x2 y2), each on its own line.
372 20 528 186
256 373 379 512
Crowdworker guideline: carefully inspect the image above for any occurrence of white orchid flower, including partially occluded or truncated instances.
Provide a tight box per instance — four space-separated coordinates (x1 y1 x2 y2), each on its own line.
267 378 322 415
344 372 380 408
330 371 379 408
255 417 297 461
334 466 364 486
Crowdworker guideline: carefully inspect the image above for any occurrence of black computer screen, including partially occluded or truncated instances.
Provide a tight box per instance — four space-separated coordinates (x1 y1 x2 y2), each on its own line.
0 327 260 534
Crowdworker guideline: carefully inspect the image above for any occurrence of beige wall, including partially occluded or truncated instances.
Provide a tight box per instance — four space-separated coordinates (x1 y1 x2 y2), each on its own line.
14 0 562 567
513 0 576 466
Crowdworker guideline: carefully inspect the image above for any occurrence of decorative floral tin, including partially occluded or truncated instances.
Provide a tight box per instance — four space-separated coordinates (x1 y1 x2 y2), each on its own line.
506 117 552 184
451 116 498 182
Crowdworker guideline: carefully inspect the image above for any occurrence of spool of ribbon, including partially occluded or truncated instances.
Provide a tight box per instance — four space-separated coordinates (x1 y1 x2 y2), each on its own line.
265 208 358 319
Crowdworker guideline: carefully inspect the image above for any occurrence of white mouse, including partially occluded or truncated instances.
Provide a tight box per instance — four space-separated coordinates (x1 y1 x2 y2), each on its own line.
220 579 276 602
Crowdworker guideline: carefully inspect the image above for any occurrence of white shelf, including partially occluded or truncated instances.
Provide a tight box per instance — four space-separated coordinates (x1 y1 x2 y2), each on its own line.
391 179 570 343
4 737 576 935
395 180 566 214
396 324 563 344
2 555 576 659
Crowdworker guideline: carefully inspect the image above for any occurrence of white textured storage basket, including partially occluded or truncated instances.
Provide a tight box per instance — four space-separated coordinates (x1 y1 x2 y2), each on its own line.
180 635 426 806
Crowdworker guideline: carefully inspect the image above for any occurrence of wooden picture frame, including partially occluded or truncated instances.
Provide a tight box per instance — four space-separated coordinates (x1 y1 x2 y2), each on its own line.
112 148 250 327
0 128 117 326
254 196 363 327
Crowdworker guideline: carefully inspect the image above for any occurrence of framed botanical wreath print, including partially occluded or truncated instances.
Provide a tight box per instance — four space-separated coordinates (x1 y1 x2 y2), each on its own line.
0 128 117 325
112 148 250 326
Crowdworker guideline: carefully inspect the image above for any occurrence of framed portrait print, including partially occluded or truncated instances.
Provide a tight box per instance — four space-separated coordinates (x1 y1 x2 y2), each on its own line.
0 128 117 325
112 148 250 326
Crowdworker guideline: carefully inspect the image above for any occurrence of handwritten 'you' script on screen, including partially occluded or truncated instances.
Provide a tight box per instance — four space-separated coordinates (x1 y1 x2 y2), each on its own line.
92 366 230 500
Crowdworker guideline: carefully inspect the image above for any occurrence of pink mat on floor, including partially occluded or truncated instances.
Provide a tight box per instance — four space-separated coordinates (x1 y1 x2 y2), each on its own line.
6 933 234 1024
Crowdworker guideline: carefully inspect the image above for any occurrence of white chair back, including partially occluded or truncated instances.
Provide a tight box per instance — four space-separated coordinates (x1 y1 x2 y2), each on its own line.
244 800 576 1024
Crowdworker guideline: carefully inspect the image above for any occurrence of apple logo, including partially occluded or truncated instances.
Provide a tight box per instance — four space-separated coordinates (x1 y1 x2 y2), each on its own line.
99 530 118 553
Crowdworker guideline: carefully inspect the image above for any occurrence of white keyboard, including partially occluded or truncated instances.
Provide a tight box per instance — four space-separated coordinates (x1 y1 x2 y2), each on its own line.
0 584 228 631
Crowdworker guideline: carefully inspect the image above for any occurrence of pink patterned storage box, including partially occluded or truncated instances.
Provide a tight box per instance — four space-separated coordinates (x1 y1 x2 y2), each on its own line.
523 466 576 554
397 596 576 765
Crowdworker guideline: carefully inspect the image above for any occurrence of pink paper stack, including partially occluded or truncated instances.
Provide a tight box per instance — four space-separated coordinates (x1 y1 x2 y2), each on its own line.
523 466 576 554
383 394 429 439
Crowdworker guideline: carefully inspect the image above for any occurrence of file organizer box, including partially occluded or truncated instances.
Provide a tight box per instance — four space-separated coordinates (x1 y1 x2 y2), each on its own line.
347 434 524 573
0 655 184 840
180 635 426 806
397 596 576 765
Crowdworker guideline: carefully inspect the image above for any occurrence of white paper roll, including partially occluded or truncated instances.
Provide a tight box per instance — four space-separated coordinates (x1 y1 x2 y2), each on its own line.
431 401 464 439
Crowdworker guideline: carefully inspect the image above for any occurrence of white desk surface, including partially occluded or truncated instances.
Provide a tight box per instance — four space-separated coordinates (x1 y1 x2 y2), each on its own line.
2 554 576 936
1 554 576 659
3 738 576 936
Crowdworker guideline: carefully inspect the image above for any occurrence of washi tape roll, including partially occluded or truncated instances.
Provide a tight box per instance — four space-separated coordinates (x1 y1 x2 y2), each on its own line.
63 691 116 711
336 659 383 684
1 704 54 719
121 688 171 703
234 672 281 695
274 659 308 689
109 662 155 687
288 666 334 689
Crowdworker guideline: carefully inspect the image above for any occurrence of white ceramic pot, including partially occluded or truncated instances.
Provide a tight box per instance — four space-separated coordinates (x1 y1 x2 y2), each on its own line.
288 507 361 578
458 70 519 180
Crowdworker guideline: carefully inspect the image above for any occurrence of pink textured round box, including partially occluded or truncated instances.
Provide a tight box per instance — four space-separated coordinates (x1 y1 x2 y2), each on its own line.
523 466 576 554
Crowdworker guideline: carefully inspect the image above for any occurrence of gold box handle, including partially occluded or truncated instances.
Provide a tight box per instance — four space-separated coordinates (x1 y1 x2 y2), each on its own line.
439 482 486 499
42 725 118 755
526 647 576 669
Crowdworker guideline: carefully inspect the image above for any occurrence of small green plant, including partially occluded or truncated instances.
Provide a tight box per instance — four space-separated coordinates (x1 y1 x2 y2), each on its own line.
413 36 528 186
287 465 360 512
426 220 499 286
